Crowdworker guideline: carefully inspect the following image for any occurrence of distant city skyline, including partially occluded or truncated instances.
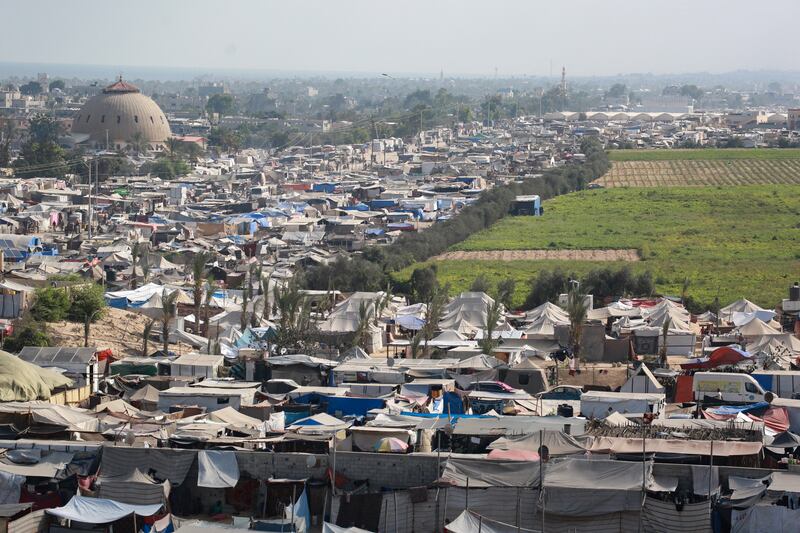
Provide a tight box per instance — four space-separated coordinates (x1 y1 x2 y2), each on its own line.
3 0 799 77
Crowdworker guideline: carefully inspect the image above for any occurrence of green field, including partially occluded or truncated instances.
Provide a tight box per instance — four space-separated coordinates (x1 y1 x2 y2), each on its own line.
607 148 800 161
396 186 800 309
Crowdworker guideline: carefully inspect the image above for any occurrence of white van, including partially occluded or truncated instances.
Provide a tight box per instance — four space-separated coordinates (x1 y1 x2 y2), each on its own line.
692 372 770 404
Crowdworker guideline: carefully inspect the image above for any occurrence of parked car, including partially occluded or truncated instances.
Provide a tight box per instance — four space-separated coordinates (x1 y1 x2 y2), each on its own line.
535 385 583 401
466 381 519 394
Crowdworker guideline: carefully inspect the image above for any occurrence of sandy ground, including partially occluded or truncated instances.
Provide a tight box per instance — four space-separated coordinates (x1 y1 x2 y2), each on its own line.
434 249 640 261
45 307 194 358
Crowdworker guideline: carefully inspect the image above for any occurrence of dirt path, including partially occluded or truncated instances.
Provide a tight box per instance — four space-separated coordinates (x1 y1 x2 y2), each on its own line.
433 249 640 261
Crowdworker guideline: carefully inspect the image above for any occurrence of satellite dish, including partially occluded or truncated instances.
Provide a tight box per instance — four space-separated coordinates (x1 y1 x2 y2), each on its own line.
306 455 317 468
386 357 395 367
124 430 135 445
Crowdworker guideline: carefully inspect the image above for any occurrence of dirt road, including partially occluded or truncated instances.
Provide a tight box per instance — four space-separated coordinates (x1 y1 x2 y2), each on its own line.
433 249 640 261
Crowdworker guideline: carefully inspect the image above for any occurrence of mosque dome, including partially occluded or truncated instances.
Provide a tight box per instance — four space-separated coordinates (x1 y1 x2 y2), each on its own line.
71 77 171 150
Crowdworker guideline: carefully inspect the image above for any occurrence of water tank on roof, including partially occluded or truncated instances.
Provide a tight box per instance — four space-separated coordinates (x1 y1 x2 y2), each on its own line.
790 282 800 302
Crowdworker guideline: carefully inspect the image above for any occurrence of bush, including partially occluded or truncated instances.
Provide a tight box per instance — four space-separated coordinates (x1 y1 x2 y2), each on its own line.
68 285 107 323
4 322 50 353
31 287 70 322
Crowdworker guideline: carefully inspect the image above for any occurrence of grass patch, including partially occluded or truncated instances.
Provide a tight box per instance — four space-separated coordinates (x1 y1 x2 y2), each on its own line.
394 186 800 308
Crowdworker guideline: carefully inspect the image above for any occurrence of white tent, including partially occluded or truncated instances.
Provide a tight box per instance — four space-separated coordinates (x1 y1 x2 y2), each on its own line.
720 299 765 323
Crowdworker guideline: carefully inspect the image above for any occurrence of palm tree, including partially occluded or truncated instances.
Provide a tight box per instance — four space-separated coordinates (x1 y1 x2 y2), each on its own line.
191 253 208 334
478 299 503 354
160 289 180 354
204 280 215 351
658 317 671 367
566 287 588 359
681 277 691 307
130 242 142 289
142 319 155 357
352 301 374 350
422 285 449 356
128 132 149 155
140 253 151 285
165 136 182 155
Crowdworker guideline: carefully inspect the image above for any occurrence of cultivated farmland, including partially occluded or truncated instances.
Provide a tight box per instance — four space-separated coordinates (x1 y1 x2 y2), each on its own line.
596 149 800 187
395 186 800 309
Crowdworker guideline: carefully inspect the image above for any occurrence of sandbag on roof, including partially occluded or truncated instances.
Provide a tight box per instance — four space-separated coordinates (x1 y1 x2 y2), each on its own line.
46 495 161 524
439 457 540 488
0 351 72 401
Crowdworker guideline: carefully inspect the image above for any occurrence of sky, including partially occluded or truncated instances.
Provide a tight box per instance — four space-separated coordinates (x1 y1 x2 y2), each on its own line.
3 0 799 77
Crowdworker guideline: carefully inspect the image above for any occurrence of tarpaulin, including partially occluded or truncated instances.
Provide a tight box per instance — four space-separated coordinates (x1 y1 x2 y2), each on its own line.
46 495 162 523
325 396 385 417
445 510 538 533
487 431 587 457
681 346 753 370
0 470 23 504
587 437 762 457
439 458 540 488
543 459 652 516
197 451 240 488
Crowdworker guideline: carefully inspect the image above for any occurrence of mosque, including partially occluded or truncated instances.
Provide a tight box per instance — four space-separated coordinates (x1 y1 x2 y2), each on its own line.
71 77 171 151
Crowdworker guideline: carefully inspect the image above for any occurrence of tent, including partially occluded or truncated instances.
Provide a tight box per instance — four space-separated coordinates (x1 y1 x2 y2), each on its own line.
0 351 72 401
445 510 538 533
680 346 754 370
46 495 162 524
619 364 664 394
720 299 765 324
440 292 499 334
197 450 239 488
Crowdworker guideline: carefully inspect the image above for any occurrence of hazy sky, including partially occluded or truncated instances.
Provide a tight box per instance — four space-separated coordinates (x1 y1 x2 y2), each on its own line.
3 0 799 77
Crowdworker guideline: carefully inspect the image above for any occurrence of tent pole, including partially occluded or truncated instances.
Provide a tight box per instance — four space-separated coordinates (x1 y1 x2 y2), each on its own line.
290 484 296 528
539 428 545 533
393 490 398 532
465 476 469 511
709 440 714 519
516 486 521 532
640 421 646 533
442 487 449 532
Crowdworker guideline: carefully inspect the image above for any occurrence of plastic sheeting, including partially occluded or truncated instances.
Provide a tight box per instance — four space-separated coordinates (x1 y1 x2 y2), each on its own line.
100 447 196 486
439 458 540 488
542 459 651 516
732 504 800 533
0 470 23 504
445 510 539 533
197 451 239 488
46 495 162 523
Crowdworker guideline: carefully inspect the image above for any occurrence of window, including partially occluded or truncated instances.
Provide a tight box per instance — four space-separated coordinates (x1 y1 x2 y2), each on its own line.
745 382 759 393
117 115 121 124
134 115 139 123
100 115 105 123
518 374 530 385
216 397 230 405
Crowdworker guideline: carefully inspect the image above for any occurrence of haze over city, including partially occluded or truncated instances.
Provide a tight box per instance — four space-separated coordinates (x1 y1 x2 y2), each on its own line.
3 0 800 77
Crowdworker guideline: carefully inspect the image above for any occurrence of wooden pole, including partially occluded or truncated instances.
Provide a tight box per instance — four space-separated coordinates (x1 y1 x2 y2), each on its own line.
709 440 714 516
393 490 398 533
466 476 470 511
539 429 545 533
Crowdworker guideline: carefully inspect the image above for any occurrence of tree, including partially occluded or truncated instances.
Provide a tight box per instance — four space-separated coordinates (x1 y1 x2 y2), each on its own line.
160 289 180 354
13 115 66 177
681 277 691 307
141 157 190 179
271 282 317 354
204 280 215 343
19 81 42 96
0 121 16 167
68 285 107 347
48 80 65 92
4 321 50 352
496 278 516 310
240 268 252 332
658 317 671 367
130 242 143 289
478 299 503 355
191 253 208 335
31 287 71 322
206 94 236 116
469 274 491 294
410 266 438 304
606 83 627 98
351 301 374 350
142 319 155 357
422 285 449 355
566 287 588 359
128 132 150 155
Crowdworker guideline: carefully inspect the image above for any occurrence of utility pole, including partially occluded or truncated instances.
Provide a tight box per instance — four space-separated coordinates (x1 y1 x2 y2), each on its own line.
87 158 92 239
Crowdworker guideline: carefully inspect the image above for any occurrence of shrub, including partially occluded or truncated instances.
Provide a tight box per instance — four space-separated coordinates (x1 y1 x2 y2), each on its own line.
31 287 70 322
